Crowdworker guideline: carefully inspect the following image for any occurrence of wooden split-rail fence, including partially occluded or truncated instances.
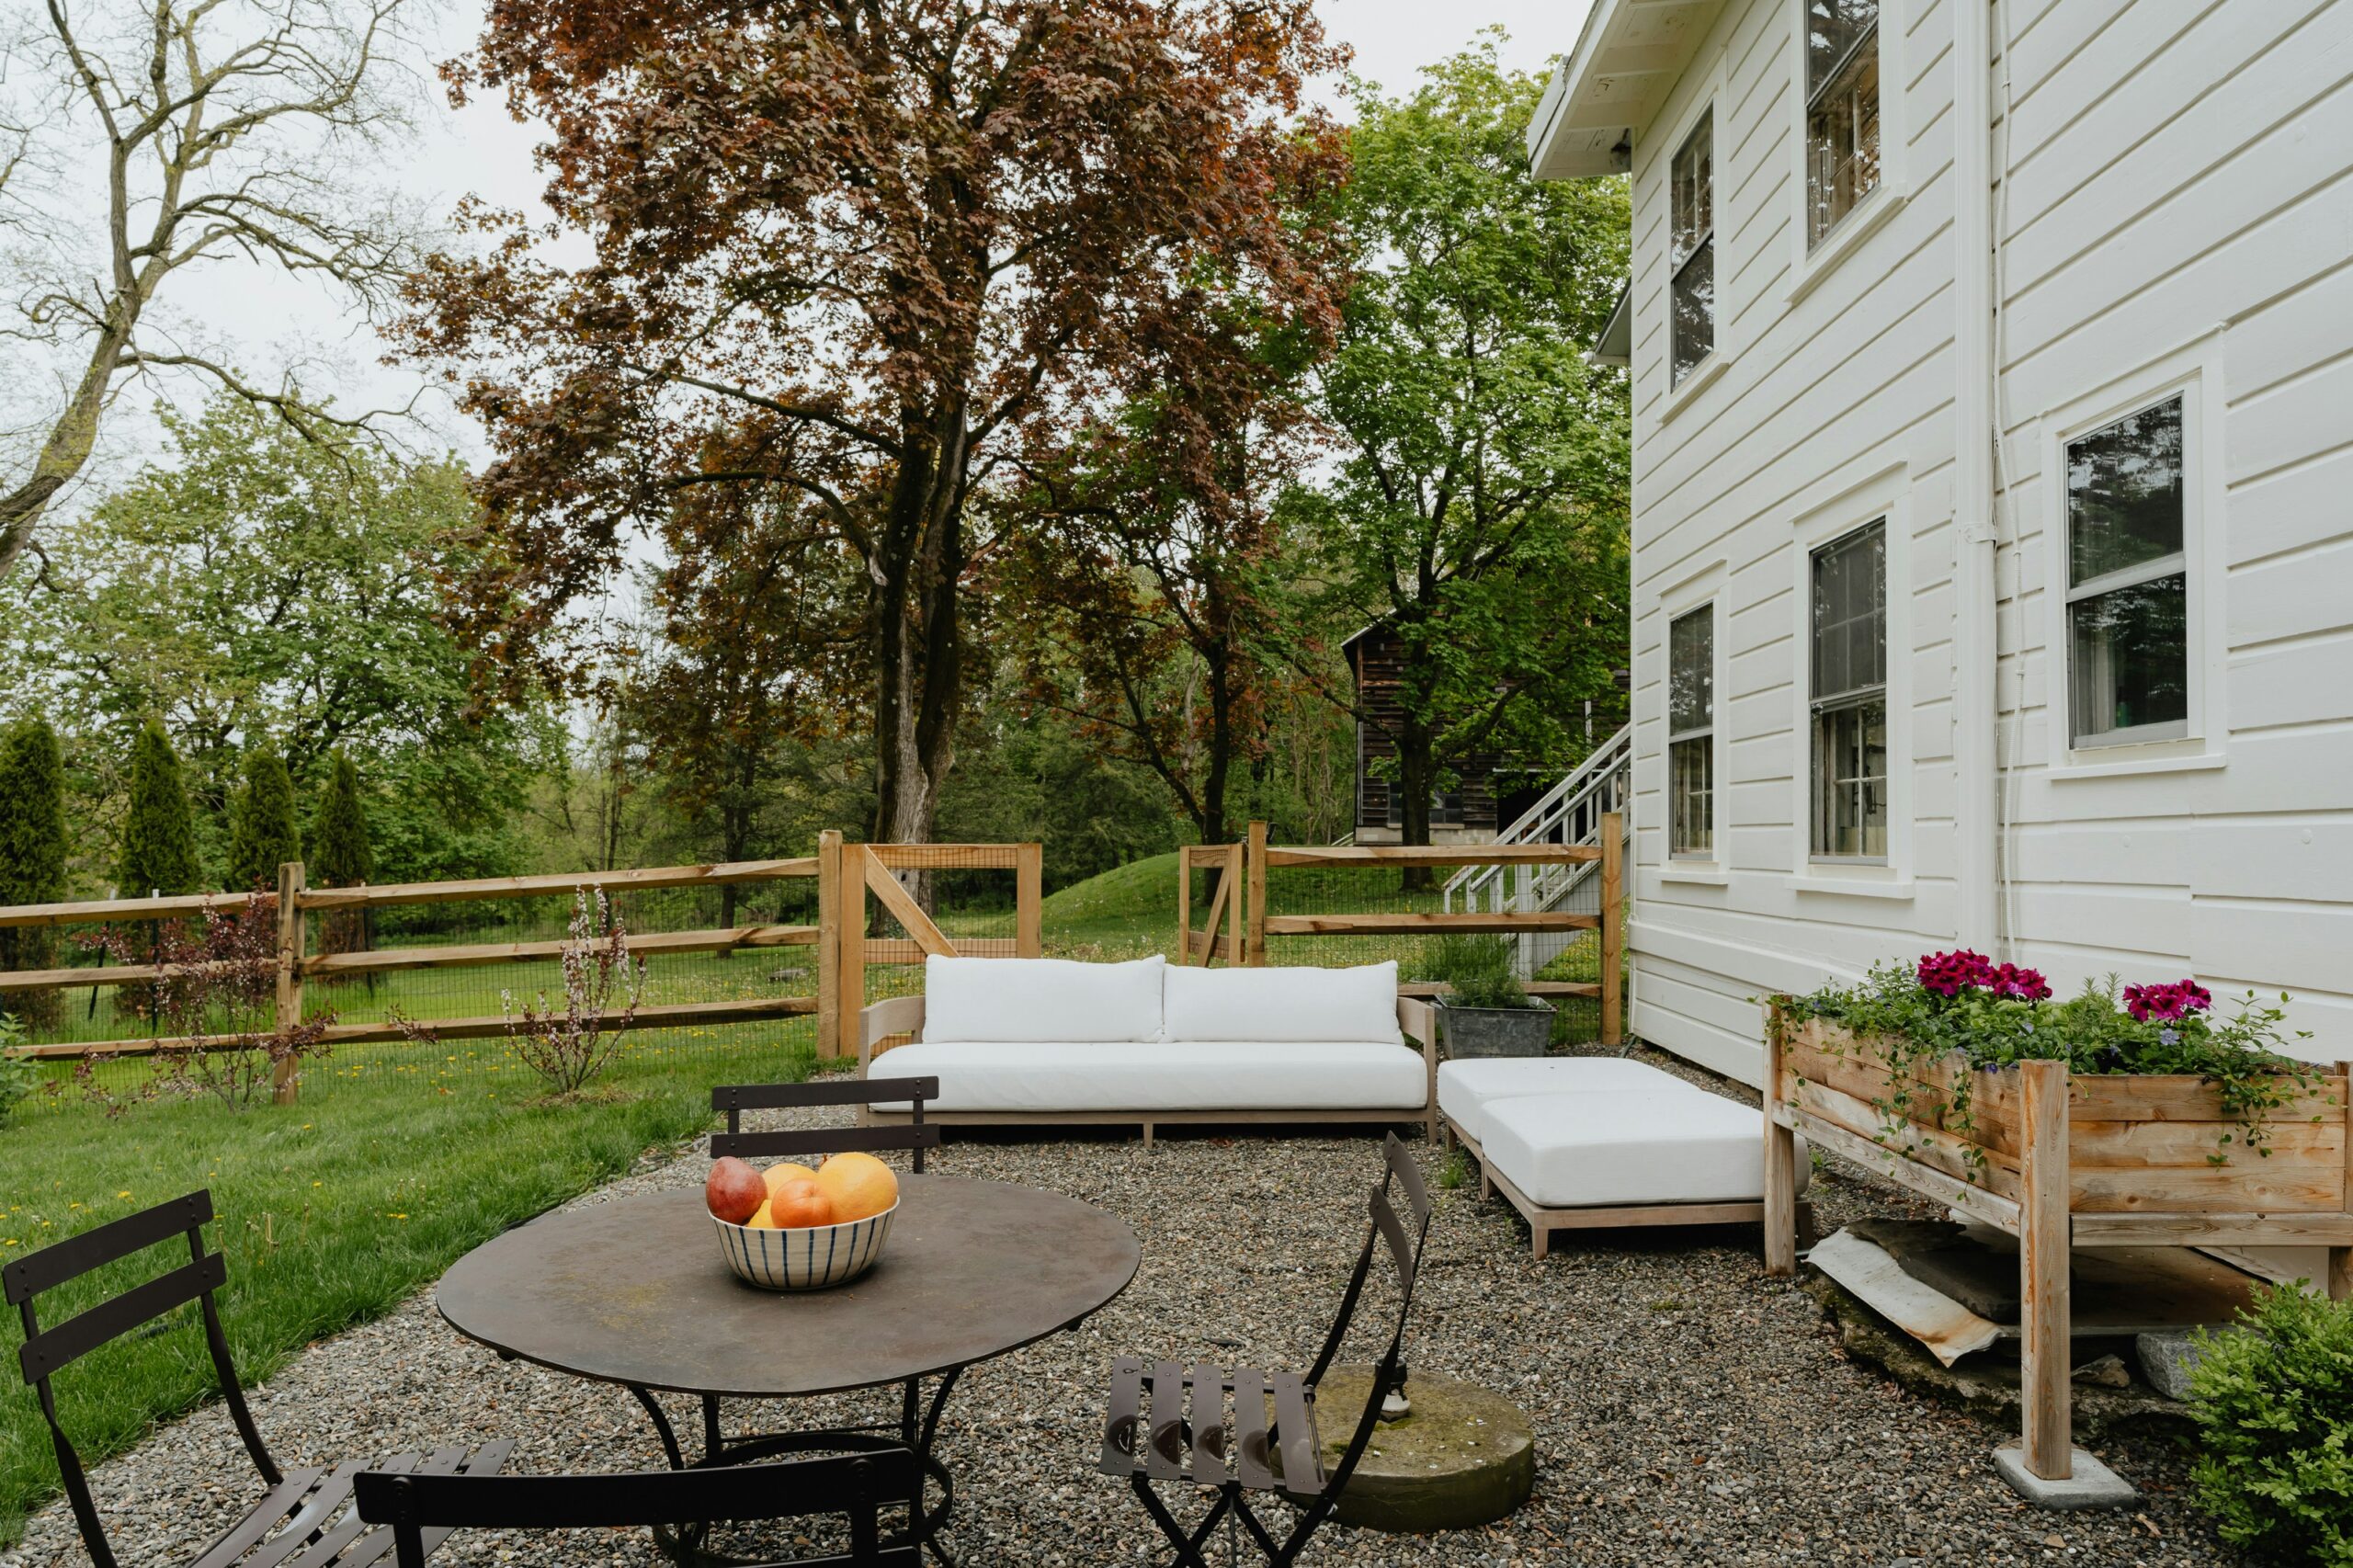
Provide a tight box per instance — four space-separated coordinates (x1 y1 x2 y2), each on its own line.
1178 817 1625 1046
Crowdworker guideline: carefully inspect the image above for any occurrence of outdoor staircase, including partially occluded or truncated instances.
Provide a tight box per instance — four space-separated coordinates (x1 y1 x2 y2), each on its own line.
1442 722 1631 978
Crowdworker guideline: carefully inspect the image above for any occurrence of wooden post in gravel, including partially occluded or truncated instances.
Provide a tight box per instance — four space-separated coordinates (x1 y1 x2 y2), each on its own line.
816 831 841 1061
272 860 305 1107
1016 842 1043 959
2332 1059 2353 1302
1598 812 1624 1046
2018 1057 2072 1480
1245 822 1267 968
1761 1013 1799 1277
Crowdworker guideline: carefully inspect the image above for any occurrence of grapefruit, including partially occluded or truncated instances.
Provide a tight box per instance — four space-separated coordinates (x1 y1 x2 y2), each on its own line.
746 1199 777 1229
814 1153 898 1222
767 1176 835 1229
762 1161 819 1197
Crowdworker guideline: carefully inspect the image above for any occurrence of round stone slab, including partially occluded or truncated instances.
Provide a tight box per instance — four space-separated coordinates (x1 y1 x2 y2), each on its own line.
1310 1366 1536 1532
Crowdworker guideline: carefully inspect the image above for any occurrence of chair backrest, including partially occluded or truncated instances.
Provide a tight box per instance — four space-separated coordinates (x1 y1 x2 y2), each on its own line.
1304 1134 1434 1497
711 1076 943 1173
5 1190 275 1568
354 1449 922 1567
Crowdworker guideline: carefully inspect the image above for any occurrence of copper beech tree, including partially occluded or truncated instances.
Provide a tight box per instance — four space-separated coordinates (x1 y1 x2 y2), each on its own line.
404 0 1348 848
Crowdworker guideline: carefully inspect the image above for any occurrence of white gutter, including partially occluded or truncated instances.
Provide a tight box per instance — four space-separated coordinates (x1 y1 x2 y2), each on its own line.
1953 0 2000 954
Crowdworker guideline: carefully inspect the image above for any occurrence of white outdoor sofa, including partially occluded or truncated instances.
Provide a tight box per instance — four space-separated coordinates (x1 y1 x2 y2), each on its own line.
1438 1056 1815 1258
857 955 1439 1143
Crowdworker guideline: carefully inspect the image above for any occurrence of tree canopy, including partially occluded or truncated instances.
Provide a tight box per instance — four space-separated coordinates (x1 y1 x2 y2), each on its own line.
404 0 1350 848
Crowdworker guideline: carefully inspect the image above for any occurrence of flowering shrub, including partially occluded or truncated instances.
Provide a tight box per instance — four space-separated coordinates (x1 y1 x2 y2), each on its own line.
1782 953 2318 1171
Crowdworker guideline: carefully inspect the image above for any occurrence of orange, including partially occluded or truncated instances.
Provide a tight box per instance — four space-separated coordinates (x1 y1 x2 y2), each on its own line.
762 1161 819 1197
814 1152 899 1222
767 1176 835 1229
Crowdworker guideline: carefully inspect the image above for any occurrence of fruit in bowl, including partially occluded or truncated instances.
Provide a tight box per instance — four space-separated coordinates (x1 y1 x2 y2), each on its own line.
708 1153 901 1290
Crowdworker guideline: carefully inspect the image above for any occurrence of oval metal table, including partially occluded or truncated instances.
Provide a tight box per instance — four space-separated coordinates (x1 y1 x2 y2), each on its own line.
436 1176 1140 1564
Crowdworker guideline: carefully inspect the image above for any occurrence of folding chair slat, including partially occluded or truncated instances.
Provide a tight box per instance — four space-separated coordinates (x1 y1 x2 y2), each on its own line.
1144 1359 1187 1481
1370 1187 1416 1292
1098 1357 1145 1475
404 1439 520 1564
710 1124 941 1163
2 1191 212 1303
1271 1373 1322 1494
232 1458 390 1568
1231 1368 1275 1491
715 1077 938 1113
1188 1363 1229 1485
184 1468 328 1568
17 1251 229 1381
1384 1136 1432 1225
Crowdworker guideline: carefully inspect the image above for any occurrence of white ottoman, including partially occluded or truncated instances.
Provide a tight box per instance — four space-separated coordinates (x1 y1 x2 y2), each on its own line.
1472 1088 1810 1259
1435 1056 1696 1146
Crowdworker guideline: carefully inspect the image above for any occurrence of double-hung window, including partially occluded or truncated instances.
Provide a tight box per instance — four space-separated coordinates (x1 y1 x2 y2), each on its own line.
2065 395 2188 746
1804 0 1881 246
1669 110 1715 385
1810 522 1886 858
1667 606 1715 857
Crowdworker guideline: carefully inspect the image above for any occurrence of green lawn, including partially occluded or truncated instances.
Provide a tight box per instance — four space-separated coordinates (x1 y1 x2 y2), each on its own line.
0 1023 819 1543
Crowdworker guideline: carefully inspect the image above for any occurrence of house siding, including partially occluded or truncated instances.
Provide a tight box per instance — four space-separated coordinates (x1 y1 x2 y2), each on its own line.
1611 0 2353 1088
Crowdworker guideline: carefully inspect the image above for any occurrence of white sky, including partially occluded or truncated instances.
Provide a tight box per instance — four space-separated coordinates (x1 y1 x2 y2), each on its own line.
164 0 1592 467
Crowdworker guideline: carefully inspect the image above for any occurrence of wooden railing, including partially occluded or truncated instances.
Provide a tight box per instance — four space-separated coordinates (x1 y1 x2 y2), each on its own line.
0 831 1050 1100
1238 816 1625 1044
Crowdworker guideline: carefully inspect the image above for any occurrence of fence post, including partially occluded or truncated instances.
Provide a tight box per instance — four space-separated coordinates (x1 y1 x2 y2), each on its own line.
816 831 841 1062
1016 843 1043 959
2018 1058 2073 1480
273 860 306 1107
1245 822 1267 968
1225 844 1244 967
1176 847 1192 967
835 844 867 1062
1598 812 1623 1046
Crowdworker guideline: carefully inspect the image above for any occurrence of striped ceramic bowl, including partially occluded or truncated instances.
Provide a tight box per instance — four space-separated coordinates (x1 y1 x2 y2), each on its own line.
710 1201 898 1291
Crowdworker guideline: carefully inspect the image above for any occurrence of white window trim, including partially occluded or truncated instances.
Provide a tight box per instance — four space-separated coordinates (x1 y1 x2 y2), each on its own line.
1648 559 1729 885
1784 0 1907 308
2037 333 2227 778
1654 50 1734 426
1788 464 1913 892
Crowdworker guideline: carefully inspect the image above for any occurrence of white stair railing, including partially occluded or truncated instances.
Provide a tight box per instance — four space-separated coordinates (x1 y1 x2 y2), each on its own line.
1443 723 1632 976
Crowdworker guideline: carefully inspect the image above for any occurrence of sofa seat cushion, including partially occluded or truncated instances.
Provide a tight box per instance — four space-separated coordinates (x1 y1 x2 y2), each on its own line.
923 954 1165 1043
1480 1090 1809 1209
1436 1057 1691 1146
1162 961 1401 1045
870 1040 1428 1114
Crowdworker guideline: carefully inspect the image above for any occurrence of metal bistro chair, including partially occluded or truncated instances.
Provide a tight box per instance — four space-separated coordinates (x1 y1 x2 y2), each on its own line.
6 1190 513 1568
354 1448 922 1567
1097 1132 1434 1567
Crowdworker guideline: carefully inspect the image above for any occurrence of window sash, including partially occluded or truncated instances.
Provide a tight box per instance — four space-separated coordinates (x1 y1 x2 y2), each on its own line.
1804 19 1881 246
2063 392 2192 748
1669 734 1714 858
1809 522 1886 705
1810 694 1887 860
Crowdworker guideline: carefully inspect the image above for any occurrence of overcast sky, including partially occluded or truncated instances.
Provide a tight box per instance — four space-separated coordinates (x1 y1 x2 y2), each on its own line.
145 0 1590 471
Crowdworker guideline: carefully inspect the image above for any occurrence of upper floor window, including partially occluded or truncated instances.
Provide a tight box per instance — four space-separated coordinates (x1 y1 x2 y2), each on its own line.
1667 605 1715 857
2066 395 2188 747
1805 0 1881 246
1810 521 1886 858
1669 109 1715 385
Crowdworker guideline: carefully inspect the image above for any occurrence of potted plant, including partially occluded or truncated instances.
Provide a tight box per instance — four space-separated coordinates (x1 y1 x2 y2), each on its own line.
1428 934 1552 1058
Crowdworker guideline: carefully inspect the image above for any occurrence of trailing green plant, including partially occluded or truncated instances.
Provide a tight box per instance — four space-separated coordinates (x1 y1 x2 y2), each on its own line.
2187 1282 2353 1565
0 1014 40 1122
1780 953 2319 1174
1427 932 1535 1010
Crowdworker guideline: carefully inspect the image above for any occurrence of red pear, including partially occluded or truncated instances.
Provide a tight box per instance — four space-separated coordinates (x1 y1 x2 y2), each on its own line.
705 1156 767 1224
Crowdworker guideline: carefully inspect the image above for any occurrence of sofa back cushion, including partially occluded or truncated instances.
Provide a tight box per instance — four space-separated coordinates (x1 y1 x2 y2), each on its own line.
923 954 1165 1043
1162 961 1401 1045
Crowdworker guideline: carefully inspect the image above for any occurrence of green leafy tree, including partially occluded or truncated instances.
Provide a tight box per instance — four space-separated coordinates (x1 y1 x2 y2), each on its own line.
1282 38 1631 858
0 719 69 1026
118 720 199 898
228 744 300 892
308 751 375 960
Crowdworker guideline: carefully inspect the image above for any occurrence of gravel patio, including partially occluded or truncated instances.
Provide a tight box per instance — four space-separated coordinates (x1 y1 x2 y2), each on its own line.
3 1050 2242 1568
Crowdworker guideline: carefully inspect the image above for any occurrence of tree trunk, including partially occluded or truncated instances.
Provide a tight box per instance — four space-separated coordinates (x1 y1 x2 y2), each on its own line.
1397 714 1436 893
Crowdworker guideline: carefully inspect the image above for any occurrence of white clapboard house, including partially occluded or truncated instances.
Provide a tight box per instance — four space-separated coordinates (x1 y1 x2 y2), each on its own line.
1523 0 2353 1082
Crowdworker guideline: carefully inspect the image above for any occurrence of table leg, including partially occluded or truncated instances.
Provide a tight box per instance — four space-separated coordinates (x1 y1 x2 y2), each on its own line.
630 1385 687 1471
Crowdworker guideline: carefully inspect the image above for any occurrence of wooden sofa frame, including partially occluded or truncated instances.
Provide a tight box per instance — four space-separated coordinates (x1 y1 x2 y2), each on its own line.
857 993 1441 1147
1438 1109 1815 1260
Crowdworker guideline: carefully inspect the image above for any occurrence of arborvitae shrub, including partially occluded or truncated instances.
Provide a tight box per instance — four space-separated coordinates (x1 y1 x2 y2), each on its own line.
119 719 199 898
0 719 68 1028
227 742 300 893
308 751 373 960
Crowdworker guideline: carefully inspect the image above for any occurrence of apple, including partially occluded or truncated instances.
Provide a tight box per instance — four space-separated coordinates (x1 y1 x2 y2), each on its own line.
705 1156 767 1224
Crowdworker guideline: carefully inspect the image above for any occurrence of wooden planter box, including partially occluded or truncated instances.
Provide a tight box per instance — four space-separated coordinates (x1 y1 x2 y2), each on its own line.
1761 1004 2353 1490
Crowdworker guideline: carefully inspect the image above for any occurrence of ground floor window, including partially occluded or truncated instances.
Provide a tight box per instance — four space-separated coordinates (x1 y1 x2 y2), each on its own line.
1809 521 1887 858
1667 604 1714 856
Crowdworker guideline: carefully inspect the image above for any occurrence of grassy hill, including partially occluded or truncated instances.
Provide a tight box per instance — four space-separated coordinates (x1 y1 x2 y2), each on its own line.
1040 850 1181 955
